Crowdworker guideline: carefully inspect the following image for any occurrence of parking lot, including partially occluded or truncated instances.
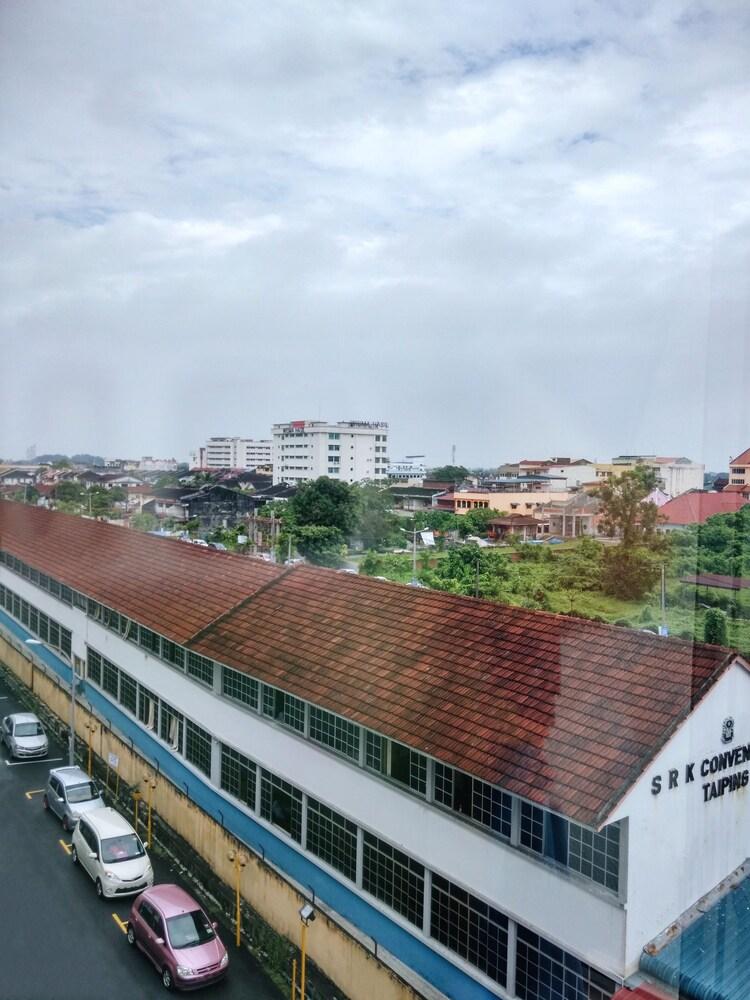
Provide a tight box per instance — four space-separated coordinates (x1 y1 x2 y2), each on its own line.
0 670 283 1000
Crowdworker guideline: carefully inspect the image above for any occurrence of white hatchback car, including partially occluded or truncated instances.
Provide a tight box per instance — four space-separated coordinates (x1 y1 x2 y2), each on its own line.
72 806 154 899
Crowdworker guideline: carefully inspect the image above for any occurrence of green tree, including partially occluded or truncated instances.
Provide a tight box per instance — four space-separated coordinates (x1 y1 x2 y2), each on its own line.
131 512 159 532
704 607 729 646
457 507 497 538
352 483 401 550
53 481 84 504
294 525 347 567
594 467 669 600
429 465 470 482
289 478 358 535
10 485 39 504
554 538 603 592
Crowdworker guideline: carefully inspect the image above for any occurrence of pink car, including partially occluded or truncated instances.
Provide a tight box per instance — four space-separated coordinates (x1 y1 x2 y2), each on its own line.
127 884 229 991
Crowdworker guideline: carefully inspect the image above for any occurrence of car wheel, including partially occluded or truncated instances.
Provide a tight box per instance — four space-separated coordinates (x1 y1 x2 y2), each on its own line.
126 925 136 947
62 814 70 832
71 846 79 865
42 795 49 811
95 878 104 899
161 967 174 991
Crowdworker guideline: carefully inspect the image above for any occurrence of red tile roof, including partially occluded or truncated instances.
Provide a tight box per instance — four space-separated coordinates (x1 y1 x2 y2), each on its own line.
659 491 749 525
722 483 750 494
0 500 738 828
190 566 735 827
729 447 750 466
0 500 283 644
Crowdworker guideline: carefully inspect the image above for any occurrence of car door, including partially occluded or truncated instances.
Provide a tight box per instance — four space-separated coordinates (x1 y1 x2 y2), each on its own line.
137 901 163 970
149 909 170 973
79 822 98 879
2 717 10 750
48 777 63 819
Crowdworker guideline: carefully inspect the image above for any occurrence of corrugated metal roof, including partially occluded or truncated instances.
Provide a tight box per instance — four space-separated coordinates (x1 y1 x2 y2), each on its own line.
640 874 750 1000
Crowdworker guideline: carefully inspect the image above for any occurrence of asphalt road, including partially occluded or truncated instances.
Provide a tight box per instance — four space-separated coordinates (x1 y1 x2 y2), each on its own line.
0 671 284 1000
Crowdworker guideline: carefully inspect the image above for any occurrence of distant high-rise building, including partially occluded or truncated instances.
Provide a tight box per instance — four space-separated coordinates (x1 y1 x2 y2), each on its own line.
272 420 389 485
196 437 273 470
387 455 426 481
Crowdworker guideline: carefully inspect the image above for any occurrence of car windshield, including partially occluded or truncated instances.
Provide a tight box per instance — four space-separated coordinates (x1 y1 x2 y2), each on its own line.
166 910 215 949
15 722 43 737
100 834 144 863
66 781 98 804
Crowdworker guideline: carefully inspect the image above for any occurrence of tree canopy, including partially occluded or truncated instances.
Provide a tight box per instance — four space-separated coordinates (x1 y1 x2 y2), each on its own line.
428 465 470 482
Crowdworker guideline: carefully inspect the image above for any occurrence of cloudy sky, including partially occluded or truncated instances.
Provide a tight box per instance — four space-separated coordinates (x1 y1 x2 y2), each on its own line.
1 1 748 470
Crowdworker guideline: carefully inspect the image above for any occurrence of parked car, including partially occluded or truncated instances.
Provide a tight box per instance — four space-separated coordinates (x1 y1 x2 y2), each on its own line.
127 884 229 991
44 765 105 831
72 806 153 899
1 712 48 759
207 541 227 550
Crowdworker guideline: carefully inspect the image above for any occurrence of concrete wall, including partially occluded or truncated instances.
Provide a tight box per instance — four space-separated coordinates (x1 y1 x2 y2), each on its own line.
0 631 426 1000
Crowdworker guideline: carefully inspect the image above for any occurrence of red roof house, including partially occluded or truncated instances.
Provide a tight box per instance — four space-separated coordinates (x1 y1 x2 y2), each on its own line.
659 490 749 528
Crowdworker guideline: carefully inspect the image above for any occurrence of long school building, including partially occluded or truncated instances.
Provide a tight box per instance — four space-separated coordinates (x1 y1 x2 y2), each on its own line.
0 500 748 1000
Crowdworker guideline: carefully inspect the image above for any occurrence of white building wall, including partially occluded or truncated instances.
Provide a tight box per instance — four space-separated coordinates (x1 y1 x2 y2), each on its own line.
661 462 705 497
608 660 750 973
272 421 389 485
202 437 272 469
2 564 627 983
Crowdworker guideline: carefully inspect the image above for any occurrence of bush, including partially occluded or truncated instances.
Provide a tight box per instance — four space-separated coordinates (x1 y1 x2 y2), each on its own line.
704 608 729 646
613 618 632 627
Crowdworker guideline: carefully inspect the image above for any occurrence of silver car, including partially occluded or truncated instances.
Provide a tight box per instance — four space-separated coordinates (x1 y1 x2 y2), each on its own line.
1 712 48 759
44 766 105 831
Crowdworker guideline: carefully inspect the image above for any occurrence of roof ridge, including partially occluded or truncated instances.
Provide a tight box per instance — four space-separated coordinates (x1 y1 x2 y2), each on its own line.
184 562 291 647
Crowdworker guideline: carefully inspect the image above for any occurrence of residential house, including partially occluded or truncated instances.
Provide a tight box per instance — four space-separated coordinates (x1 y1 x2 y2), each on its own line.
659 490 750 530
543 493 602 538
439 489 572 516
517 458 597 489
487 515 548 542
611 456 705 497
387 485 448 513
728 447 750 490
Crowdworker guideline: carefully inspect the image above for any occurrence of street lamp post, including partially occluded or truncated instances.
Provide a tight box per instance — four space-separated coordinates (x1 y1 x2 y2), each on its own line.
298 903 316 1000
85 721 98 776
400 526 422 585
143 774 157 847
227 847 248 947
25 637 77 766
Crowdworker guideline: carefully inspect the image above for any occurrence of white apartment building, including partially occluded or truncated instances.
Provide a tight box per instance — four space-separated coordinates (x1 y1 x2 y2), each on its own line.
387 456 427 482
272 420 389 485
196 437 273 470
611 456 705 497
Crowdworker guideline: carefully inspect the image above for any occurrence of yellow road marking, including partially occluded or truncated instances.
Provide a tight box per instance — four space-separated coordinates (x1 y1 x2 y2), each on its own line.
59 839 72 855
112 914 128 934
25 788 45 799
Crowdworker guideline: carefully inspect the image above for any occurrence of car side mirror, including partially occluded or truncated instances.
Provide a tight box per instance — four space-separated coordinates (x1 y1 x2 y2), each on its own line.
212 922 218 930
143 841 150 849
89 851 98 860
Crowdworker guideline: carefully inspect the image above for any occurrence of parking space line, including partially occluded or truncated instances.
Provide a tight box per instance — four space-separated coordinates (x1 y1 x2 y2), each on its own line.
25 788 45 799
6 756 63 767
59 839 72 855
112 914 128 935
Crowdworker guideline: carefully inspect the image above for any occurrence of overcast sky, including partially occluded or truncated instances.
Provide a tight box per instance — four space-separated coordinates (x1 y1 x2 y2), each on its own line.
1 1 748 470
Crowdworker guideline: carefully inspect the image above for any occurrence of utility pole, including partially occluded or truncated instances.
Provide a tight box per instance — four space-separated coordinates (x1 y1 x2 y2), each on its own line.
659 563 668 637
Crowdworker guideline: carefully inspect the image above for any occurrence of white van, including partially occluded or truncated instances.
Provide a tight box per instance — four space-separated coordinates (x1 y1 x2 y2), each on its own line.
71 806 154 899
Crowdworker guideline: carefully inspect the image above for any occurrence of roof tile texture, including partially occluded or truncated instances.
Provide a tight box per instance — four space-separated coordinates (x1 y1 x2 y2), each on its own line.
0 501 737 827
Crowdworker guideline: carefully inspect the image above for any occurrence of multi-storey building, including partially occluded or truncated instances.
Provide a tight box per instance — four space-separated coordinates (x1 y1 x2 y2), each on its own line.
0 501 747 1000
272 420 389 485
195 437 273 470
387 456 427 482
611 456 705 497
728 447 750 490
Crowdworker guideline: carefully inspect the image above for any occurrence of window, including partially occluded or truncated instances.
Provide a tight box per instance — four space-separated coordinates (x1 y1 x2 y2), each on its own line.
102 658 119 698
520 802 568 864
306 798 357 881
186 651 213 687
366 733 426 795
138 627 161 656
162 640 185 670
260 770 302 842
222 666 258 709
138 686 157 731
434 763 512 839
515 926 617 1000
87 648 102 685
262 686 305 733
185 720 212 776
160 701 184 751
309 706 360 760
119 673 137 715
363 832 424 927
568 822 620 893
431 875 509 987
220 745 256 810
